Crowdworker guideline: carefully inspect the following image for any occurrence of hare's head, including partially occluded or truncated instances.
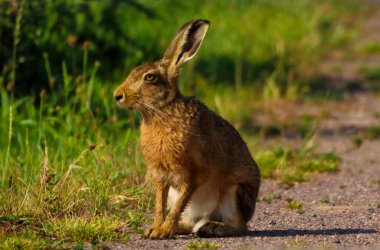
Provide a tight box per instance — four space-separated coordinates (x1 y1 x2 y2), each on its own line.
114 19 209 111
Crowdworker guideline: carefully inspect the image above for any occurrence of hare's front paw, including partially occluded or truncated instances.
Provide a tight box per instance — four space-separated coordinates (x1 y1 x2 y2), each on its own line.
145 225 175 239
144 226 159 239
145 223 176 239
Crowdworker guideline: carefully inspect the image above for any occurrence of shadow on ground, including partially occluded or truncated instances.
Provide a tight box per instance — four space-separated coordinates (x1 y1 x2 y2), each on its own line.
247 228 377 237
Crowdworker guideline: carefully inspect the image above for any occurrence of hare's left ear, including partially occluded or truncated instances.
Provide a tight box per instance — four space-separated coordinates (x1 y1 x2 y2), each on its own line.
163 19 210 74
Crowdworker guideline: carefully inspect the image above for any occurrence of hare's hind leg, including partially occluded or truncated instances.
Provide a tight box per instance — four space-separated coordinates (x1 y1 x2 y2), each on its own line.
197 221 246 237
197 185 247 237
168 184 219 235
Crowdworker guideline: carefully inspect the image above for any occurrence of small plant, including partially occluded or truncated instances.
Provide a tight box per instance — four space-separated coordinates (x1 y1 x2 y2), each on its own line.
259 194 281 204
360 66 380 81
73 241 85 250
286 199 305 214
285 235 307 247
357 41 380 55
280 172 308 185
187 239 218 250
369 179 380 185
351 134 363 147
298 115 316 139
319 197 330 204
367 126 380 140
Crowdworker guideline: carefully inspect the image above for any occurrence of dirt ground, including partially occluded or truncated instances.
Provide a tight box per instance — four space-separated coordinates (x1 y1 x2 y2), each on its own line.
108 5 380 250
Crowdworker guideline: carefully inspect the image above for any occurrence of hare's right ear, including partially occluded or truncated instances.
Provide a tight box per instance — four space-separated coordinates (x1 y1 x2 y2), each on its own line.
163 19 210 76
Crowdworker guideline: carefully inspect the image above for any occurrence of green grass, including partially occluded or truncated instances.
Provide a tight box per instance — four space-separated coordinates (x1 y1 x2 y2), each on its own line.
255 147 340 186
0 230 50 250
45 216 127 242
0 213 140 249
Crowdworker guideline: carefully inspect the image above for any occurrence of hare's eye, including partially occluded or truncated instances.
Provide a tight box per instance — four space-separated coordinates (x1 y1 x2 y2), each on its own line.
144 73 157 82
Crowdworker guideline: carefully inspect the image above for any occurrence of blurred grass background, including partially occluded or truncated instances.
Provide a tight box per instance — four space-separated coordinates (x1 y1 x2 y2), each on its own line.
0 0 373 247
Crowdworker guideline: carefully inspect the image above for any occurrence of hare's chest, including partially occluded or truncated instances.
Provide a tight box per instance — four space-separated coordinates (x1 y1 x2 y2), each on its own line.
140 124 187 166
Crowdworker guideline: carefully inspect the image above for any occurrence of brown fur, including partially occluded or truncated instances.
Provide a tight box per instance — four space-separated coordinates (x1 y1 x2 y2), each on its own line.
114 19 260 239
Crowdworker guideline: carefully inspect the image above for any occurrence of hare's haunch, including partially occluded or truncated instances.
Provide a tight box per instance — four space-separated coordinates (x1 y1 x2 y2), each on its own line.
114 19 260 239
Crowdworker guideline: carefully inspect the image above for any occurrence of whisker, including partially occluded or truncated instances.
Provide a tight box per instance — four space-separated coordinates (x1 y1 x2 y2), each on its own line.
136 101 168 123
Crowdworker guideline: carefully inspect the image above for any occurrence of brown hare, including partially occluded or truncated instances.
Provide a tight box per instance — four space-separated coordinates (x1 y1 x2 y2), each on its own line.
114 19 260 239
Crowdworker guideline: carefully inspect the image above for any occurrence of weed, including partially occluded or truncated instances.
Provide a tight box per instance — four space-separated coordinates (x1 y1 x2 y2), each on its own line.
319 197 330 204
259 194 282 204
280 172 308 185
187 238 218 250
298 115 316 139
360 66 380 81
357 41 380 55
367 126 380 139
369 179 380 185
286 199 305 214
352 134 363 147
73 241 84 250
285 235 307 247
373 112 380 120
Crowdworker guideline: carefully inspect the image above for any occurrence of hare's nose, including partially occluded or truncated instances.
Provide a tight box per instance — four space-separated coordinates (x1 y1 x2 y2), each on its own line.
114 93 124 101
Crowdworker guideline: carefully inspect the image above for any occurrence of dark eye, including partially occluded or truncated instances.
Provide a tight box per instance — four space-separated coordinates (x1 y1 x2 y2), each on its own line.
144 73 157 82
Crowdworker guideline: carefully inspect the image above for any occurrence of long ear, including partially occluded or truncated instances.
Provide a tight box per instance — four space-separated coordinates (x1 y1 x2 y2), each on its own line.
163 19 210 74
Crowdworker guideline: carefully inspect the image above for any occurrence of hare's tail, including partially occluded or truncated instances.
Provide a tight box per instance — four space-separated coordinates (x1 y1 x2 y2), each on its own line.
236 162 261 222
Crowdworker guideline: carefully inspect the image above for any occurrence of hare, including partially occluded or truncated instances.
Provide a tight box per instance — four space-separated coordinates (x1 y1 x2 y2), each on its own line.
114 19 260 239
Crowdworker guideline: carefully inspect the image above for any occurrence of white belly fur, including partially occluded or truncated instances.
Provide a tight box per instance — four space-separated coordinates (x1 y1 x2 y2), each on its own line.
167 183 238 233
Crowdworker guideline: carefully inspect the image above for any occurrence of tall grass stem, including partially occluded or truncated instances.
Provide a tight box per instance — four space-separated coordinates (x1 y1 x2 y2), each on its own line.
3 105 13 187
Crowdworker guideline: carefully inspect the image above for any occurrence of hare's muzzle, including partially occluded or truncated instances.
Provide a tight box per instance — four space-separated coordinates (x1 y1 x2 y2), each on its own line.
113 89 125 105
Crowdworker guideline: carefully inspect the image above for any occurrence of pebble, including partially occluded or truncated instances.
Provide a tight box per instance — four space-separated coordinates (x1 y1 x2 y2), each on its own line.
269 220 276 225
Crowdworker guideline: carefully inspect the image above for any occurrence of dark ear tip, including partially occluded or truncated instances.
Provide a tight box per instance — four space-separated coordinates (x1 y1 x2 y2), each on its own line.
195 19 210 26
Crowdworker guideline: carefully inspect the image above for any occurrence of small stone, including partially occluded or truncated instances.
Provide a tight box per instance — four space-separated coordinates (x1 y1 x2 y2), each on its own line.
269 220 276 225
334 239 341 244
